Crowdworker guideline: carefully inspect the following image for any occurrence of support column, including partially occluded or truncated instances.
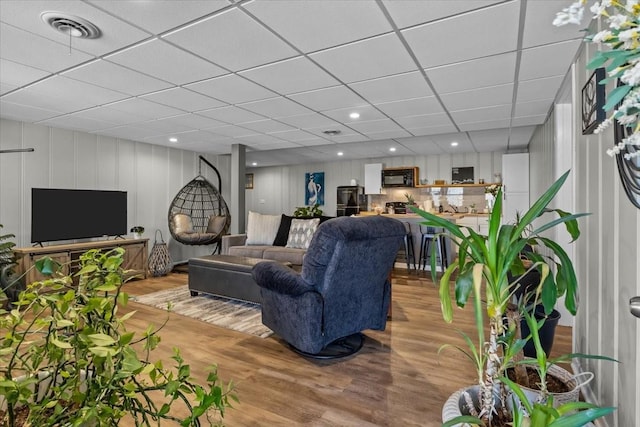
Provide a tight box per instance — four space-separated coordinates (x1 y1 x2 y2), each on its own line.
230 144 246 234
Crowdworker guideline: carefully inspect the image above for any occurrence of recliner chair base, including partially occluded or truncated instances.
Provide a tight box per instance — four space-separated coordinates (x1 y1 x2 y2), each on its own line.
289 333 365 359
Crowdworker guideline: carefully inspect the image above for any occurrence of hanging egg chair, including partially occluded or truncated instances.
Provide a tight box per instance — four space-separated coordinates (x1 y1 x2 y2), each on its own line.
168 156 231 247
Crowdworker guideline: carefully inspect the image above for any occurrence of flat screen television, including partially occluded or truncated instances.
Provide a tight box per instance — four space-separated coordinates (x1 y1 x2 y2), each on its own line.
31 188 127 243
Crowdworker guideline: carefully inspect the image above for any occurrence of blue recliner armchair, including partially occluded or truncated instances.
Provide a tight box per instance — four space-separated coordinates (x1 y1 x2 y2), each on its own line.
252 215 405 358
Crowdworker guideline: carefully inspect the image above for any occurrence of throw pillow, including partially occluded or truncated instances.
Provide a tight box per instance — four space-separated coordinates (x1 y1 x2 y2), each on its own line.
172 213 195 234
286 218 320 249
206 215 227 235
246 211 281 245
272 214 293 246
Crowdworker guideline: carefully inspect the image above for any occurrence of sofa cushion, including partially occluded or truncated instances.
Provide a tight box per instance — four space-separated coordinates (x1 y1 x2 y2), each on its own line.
228 245 269 259
286 218 320 249
273 214 294 246
246 211 281 245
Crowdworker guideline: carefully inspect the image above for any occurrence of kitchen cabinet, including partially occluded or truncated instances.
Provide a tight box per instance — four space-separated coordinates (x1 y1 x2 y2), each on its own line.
364 163 383 194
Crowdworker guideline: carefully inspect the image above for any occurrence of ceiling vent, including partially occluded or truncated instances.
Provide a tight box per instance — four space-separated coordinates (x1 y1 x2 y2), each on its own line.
41 12 101 39
322 130 341 136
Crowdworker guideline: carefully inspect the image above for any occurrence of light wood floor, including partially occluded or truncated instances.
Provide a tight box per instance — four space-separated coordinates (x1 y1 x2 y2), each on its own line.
122 268 572 427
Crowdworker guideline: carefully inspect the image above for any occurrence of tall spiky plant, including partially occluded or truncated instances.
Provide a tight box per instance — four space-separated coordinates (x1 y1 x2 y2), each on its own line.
413 170 587 425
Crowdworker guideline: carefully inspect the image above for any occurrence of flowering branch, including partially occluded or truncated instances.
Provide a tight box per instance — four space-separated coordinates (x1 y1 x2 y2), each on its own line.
555 0 640 160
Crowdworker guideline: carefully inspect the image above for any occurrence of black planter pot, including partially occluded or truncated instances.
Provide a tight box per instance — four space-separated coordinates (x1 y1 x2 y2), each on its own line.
521 305 561 358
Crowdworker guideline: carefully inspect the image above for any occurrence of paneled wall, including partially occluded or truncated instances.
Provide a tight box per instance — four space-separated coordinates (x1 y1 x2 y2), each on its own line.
0 118 230 263
529 40 640 425
245 152 504 218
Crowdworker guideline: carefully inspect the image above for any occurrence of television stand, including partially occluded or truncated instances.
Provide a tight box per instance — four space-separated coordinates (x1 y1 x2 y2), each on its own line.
13 238 148 285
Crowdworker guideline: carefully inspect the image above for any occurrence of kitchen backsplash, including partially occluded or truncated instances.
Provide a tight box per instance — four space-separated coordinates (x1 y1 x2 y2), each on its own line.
369 186 490 214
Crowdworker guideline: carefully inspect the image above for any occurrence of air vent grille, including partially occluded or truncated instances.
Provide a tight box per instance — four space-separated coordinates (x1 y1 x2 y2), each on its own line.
41 12 101 39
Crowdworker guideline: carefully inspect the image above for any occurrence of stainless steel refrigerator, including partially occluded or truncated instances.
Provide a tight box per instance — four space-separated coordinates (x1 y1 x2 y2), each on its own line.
336 186 366 216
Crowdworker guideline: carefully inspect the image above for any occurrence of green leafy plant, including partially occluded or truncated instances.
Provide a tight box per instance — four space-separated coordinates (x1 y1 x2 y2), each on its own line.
130 226 145 234
413 170 589 425
0 224 17 302
404 193 415 205
293 203 323 217
0 248 236 426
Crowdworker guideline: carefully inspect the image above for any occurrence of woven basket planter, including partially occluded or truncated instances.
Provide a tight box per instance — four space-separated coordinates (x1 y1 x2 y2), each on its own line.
148 230 173 277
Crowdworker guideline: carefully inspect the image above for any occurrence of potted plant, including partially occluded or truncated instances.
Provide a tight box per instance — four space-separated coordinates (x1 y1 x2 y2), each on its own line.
0 247 236 426
0 224 18 307
130 225 145 239
411 170 594 426
293 203 323 218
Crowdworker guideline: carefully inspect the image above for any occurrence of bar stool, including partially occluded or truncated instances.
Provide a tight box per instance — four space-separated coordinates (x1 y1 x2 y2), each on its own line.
401 221 417 271
418 224 447 273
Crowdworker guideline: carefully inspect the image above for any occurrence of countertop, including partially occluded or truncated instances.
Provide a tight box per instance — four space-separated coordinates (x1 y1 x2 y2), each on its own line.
357 211 490 220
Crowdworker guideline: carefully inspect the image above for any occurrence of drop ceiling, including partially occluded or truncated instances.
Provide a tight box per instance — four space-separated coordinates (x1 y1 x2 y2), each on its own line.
0 0 583 167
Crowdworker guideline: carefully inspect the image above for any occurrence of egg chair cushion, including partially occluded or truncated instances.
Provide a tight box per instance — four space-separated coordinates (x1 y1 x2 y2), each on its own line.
173 214 195 234
207 215 228 235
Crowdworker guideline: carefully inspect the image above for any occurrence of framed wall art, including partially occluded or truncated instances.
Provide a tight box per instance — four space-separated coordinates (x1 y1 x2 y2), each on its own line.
245 173 254 189
582 67 606 135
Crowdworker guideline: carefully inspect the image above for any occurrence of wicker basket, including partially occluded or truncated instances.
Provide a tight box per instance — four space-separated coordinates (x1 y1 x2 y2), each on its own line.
518 363 594 407
148 230 173 277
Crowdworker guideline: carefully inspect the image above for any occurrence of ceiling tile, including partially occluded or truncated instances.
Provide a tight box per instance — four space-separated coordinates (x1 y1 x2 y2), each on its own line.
276 113 341 130
363 128 412 139
519 39 582 81
135 117 195 136
2 75 128 113
0 1 150 56
204 124 256 138
38 114 116 132
322 105 387 123
244 0 392 53
239 56 339 95
197 105 265 124
86 0 231 35
186 74 276 104
238 97 313 118
427 52 517 93
382 0 503 29
511 114 547 127
468 128 509 151
63 60 172 96
238 119 296 134
395 113 453 129
106 39 226 85
309 34 417 83
69 105 150 126
162 113 227 130
106 98 185 120
141 88 225 112
451 104 512 124
408 124 458 136
349 71 433 104
522 1 585 49
289 86 368 111
0 23 94 73
163 8 297 71
97 124 157 140
235 133 287 146
304 124 362 139
508 125 537 147
458 118 512 132
375 96 444 118
517 75 565 103
0 59 49 89
441 84 514 111
347 118 404 134
268 129 321 142
0 100 62 122
402 1 520 68
0 82 17 95
169 129 234 143
514 99 553 117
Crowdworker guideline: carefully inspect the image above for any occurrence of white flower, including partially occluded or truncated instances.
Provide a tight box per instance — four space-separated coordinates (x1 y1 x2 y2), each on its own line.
592 30 613 43
553 1 585 26
609 14 630 29
591 0 611 16
626 0 640 13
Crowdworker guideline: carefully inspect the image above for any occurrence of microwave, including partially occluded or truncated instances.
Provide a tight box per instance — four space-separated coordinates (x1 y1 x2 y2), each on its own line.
382 167 418 188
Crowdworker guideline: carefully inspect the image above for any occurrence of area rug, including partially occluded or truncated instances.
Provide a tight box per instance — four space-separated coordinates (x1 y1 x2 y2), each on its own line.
131 286 273 338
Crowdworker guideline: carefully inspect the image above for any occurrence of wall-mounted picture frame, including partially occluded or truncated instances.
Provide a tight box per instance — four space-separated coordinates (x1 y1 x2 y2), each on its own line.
582 67 606 135
245 173 254 189
305 171 324 205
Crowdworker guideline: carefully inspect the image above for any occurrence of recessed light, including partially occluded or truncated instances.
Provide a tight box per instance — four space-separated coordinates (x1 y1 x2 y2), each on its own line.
451 141 459 147
337 152 344 156
169 137 178 143
389 147 396 152
349 112 360 119
251 162 257 166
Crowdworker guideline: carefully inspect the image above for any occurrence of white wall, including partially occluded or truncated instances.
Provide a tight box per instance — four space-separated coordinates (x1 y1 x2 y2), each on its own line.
245 152 504 218
529 40 640 425
0 118 230 264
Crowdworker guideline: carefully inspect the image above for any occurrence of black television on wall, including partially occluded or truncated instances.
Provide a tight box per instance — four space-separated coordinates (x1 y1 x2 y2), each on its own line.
31 188 127 243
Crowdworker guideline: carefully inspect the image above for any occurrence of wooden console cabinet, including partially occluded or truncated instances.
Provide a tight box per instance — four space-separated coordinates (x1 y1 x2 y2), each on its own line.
13 239 148 284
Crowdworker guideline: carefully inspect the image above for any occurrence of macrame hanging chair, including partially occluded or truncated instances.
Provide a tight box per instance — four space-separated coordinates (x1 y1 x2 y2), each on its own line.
168 156 231 247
